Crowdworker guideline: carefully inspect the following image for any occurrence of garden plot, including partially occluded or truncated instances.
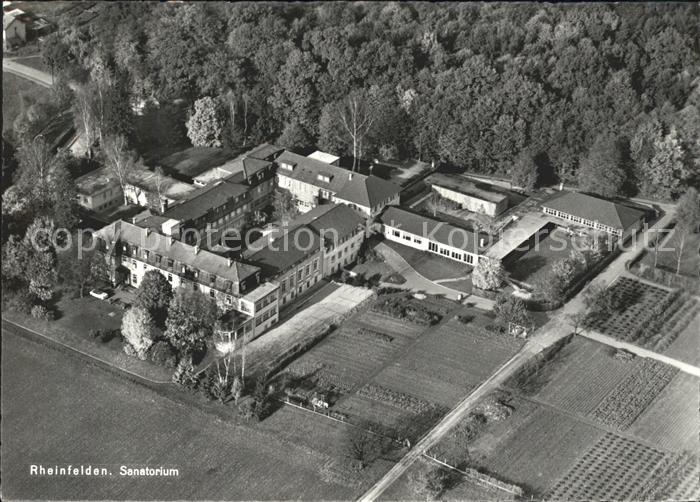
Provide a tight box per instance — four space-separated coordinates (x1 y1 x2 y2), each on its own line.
547 433 670 501
284 310 424 395
589 358 677 430
590 277 671 340
375 317 524 406
633 452 700 501
534 337 642 416
628 372 700 452
480 405 605 496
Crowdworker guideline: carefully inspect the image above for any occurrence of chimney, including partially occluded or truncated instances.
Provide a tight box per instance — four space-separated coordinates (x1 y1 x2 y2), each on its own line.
168 236 174 247
348 172 353 180
228 257 233 267
194 245 200 255
479 237 486 247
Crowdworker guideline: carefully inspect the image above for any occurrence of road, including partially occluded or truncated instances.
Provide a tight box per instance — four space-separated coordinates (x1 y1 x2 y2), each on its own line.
358 201 678 501
3 58 54 87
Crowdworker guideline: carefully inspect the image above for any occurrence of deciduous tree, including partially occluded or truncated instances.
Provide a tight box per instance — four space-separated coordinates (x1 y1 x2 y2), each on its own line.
165 287 219 355
102 134 136 205
577 134 626 197
186 97 224 147
122 306 155 359
134 270 173 326
472 258 505 291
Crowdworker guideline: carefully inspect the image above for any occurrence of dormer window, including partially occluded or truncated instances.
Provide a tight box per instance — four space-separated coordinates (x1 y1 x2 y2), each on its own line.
317 173 331 183
280 162 295 171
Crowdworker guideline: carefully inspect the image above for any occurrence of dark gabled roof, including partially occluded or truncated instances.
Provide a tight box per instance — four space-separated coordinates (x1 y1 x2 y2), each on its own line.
163 180 249 221
246 224 323 276
94 220 260 283
241 157 273 179
245 204 363 274
542 192 646 231
426 173 508 204
379 206 488 253
334 174 400 209
276 150 354 193
246 143 284 162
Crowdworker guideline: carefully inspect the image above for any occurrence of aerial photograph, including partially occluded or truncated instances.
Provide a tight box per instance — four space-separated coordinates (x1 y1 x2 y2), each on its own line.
1 1 698 501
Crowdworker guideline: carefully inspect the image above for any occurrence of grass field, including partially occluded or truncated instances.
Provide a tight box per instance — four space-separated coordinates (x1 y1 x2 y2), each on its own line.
1 332 360 500
384 239 471 281
643 230 700 278
628 372 700 452
3 293 170 382
506 227 580 284
663 307 700 366
453 397 605 497
2 71 53 135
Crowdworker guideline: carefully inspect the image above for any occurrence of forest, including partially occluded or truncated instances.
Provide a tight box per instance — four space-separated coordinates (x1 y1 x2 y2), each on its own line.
26 2 700 199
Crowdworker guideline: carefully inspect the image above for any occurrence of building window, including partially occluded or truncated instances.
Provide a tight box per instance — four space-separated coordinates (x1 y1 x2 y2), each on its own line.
392 230 400 237
168 274 173 282
209 290 215 298
429 242 438 252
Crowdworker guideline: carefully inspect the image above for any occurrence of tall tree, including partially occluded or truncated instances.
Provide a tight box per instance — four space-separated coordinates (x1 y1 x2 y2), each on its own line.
186 97 224 147
673 187 700 275
577 134 626 197
472 258 505 291
122 306 155 360
134 270 173 326
165 287 219 355
58 247 108 298
319 89 377 170
102 135 136 205
511 151 539 190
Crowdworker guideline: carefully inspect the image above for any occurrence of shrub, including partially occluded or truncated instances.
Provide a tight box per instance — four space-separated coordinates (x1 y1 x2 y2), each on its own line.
148 340 178 368
2 288 33 314
172 356 199 391
30 304 54 320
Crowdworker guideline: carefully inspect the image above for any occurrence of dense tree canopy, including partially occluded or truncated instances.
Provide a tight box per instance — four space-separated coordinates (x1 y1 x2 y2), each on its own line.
44 2 699 197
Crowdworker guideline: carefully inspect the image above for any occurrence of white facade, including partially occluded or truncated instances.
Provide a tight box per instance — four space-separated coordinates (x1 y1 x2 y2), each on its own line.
333 193 400 219
119 255 279 338
382 223 481 265
432 185 507 217
541 207 641 238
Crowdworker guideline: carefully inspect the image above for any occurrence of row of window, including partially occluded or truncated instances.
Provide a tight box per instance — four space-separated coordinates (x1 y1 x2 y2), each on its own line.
544 207 622 235
393 230 475 264
255 307 277 327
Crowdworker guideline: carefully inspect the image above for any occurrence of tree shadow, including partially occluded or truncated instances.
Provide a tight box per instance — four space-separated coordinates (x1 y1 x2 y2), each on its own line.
508 255 548 281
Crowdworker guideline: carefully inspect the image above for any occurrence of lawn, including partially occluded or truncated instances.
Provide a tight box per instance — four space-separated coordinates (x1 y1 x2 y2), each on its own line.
505 226 581 284
2 292 171 383
664 308 700 366
384 239 471 281
2 71 53 136
12 55 48 73
644 229 700 278
1 332 360 500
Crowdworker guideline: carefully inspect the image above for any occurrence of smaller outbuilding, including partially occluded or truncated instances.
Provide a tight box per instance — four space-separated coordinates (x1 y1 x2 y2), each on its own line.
426 173 509 217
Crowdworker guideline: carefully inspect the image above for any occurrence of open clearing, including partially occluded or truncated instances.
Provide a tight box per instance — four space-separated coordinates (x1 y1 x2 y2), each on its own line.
0 331 358 500
628 372 700 452
463 398 605 497
643 229 700 279
2 71 53 135
505 225 582 284
663 307 700 366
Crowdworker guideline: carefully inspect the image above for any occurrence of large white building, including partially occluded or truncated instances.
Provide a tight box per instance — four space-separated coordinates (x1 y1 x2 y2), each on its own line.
94 220 280 339
379 206 490 265
275 150 400 217
245 203 366 305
